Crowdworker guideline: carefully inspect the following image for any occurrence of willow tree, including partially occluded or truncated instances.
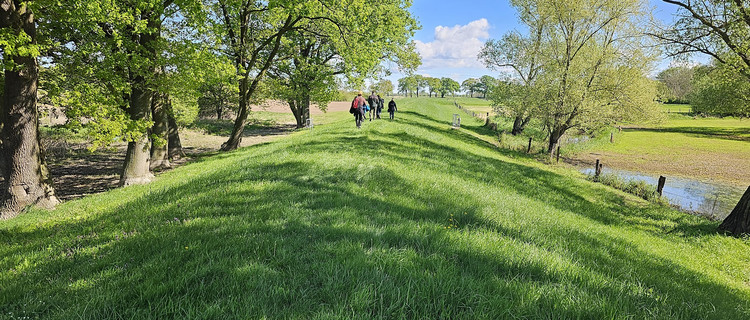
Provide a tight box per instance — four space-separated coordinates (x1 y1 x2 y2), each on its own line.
512 0 661 155
479 10 547 135
1 0 59 218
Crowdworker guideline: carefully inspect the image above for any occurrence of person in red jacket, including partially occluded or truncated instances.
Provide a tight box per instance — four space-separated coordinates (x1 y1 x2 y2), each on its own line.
352 92 367 128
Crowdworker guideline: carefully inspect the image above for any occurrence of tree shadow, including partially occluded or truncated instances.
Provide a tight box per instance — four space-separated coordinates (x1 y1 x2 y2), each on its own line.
2 106 748 318
629 127 750 142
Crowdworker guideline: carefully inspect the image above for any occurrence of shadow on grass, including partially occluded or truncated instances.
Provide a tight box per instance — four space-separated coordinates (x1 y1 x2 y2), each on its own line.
189 118 296 137
1 106 746 318
628 126 750 142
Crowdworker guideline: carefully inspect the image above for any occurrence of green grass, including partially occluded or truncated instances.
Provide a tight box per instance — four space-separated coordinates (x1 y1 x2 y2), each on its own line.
2 98 749 319
563 112 750 186
662 104 693 114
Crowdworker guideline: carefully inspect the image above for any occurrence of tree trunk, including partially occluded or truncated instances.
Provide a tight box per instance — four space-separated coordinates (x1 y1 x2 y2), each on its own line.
718 186 750 236
166 99 185 160
289 99 304 128
547 126 566 156
150 92 170 170
222 76 249 151
0 4 58 218
120 82 154 186
217 104 222 120
511 116 531 135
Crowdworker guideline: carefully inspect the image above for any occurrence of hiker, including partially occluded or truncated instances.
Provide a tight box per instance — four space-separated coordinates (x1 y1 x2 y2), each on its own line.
377 95 385 119
368 91 379 121
350 92 367 128
388 98 397 120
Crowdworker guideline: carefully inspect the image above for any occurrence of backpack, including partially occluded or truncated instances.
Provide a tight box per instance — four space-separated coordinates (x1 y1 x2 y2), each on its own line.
350 97 358 114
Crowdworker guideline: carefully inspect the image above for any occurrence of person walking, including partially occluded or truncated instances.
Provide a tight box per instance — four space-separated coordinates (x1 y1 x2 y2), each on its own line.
352 92 367 128
367 91 379 121
387 98 397 120
377 95 385 119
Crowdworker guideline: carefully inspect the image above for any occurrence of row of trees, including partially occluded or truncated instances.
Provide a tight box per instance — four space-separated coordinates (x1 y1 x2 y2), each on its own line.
0 0 419 218
396 75 498 98
655 63 750 117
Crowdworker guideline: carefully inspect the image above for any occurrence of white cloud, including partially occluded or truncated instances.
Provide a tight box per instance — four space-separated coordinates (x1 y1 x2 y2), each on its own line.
415 19 491 69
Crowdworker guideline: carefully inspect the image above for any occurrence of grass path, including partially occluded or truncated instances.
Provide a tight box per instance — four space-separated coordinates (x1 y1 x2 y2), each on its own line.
1 99 749 319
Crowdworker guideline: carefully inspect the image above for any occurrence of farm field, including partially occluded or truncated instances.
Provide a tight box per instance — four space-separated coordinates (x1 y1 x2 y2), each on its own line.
2 99 749 319
567 110 750 187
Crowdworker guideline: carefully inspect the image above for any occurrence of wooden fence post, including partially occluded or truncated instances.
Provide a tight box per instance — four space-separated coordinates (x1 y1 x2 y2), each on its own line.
610 132 614 143
657 176 666 196
527 137 533 153
594 159 601 181
556 146 561 163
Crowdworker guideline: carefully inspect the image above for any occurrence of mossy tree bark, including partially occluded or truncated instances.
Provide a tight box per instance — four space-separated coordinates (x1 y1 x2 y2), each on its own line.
0 1 59 218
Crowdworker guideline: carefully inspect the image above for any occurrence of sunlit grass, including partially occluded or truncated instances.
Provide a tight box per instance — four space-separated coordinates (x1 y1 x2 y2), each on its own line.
1 98 749 319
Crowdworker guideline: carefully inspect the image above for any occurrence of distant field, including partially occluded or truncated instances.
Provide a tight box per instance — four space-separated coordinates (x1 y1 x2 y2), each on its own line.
566 113 750 186
661 104 692 114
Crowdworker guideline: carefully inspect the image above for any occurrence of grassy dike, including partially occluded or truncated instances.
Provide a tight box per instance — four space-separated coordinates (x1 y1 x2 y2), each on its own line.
1 98 749 319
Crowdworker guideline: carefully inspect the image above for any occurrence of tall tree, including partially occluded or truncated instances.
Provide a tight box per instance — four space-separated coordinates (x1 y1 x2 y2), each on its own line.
477 75 496 98
515 0 660 155
268 3 417 128
656 66 694 103
45 0 201 185
426 77 441 97
480 14 546 135
1 0 59 217
212 0 418 151
438 77 459 98
371 79 394 96
656 0 750 80
398 76 417 97
461 78 479 97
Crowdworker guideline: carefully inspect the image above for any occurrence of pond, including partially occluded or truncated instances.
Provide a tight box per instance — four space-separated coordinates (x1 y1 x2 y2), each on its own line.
579 167 745 220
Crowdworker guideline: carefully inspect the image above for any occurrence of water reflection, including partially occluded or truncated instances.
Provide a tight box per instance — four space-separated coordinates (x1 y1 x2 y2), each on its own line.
580 167 743 220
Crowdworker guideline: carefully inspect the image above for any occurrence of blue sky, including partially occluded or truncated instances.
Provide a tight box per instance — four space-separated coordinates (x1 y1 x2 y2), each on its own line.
386 0 703 85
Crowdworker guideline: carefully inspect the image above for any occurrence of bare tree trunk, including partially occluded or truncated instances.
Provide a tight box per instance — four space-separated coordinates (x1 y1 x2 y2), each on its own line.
120 83 154 186
150 92 170 170
289 100 303 129
119 10 159 186
547 126 566 156
1 4 58 218
222 77 249 151
718 186 750 236
166 100 185 160
511 116 531 135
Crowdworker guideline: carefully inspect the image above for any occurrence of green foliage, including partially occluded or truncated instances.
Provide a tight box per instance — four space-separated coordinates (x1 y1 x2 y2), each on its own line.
690 63 750 117
426 77 441 97
370 79 394 96
461 78 480 97
501 0 662 152
398 76 417 96
438 77 460 98
656 66 694 104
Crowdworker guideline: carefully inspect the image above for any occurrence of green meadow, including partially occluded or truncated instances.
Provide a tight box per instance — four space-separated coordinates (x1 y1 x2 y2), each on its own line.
1 98 749 319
